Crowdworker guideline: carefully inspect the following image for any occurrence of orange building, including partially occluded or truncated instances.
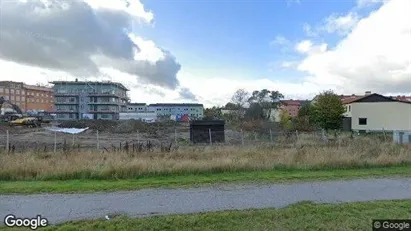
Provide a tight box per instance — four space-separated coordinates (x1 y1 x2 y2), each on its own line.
23 84 55 111
0 81 54 112
279 100 310 118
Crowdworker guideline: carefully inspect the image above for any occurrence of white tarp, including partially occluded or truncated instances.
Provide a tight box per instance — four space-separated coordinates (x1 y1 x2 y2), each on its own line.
45 127 89 134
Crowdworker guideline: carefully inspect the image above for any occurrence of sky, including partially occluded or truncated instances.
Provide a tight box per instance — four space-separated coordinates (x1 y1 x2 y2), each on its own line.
0 0 410 108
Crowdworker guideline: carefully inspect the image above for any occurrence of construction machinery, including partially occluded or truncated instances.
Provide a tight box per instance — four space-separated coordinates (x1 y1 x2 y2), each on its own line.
0 96 41 127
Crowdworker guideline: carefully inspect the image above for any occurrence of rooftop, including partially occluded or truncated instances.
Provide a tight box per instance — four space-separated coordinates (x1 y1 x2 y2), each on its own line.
50 80 129 91
23 84 53 92
128 103 147 106
148 103 204 107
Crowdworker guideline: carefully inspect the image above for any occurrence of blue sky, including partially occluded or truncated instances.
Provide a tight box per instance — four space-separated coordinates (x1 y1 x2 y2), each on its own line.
137 0 359 82
1 0 408 107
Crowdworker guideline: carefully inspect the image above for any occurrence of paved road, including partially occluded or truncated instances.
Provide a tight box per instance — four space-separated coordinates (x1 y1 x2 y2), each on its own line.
1 178 411 224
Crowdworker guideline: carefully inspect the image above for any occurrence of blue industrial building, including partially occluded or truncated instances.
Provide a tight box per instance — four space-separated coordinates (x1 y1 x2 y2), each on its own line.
147 103 204 120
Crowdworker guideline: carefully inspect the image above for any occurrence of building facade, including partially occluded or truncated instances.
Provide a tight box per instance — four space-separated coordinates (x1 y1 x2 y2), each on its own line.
24 84 54 111
147 103 204 119
279 100 310 118
0 81 54 112
127 103 148 112
349 94 411 132
51 80 129 120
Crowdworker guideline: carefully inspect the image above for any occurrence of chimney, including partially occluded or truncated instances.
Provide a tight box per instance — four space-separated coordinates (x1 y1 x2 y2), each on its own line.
365 91 371 95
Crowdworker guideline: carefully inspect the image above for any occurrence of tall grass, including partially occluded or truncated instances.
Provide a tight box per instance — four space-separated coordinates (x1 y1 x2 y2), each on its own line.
0 136 409 181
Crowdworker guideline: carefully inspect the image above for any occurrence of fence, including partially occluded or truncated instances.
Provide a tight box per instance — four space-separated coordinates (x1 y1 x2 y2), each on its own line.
0 126 363 153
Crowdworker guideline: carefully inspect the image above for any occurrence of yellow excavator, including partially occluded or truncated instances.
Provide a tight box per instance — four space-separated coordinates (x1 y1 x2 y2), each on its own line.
0 96 41 127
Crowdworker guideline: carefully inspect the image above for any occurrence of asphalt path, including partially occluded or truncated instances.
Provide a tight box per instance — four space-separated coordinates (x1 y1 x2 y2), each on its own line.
1 178 411 224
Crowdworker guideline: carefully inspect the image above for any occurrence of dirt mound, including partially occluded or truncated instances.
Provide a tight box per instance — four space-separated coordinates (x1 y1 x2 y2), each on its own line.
58 120 177 134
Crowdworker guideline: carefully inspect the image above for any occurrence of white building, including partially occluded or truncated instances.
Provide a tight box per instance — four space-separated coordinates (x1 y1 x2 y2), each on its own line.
347 93 411 132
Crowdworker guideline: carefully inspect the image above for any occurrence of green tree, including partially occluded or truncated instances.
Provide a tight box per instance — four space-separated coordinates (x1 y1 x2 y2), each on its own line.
280 109 293 130
204 106 222 119
244 103 264 120
309 90 345 130
247 89 284 120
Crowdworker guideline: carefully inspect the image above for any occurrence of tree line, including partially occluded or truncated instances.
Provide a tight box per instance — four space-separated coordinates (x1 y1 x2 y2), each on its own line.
204 89 345 131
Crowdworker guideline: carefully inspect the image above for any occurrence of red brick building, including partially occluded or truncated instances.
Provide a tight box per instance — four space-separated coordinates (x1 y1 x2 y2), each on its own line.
0 81 54 112
279 100 311 118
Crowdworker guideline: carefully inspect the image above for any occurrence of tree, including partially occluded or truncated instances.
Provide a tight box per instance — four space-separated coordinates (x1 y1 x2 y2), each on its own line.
204 106 222 119
230 89 250 120
244 103 264 120
247 89 284 120
231 89 249 108
279 109 293 130
224 102 240 110
309 90 345 130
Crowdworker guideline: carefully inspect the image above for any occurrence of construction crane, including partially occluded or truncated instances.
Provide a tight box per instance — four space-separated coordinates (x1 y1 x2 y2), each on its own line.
0 96 40 127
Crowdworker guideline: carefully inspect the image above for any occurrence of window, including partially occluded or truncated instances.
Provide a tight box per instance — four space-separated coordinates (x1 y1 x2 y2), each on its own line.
21 90 25 95
5 89 9 93
11 89 14 94
101 114 109 118
69 114 73 119
348 105 351 112
359 118 367 125
69 97 75 102
16 90 20 95
16 96 20 101
0 87 3 93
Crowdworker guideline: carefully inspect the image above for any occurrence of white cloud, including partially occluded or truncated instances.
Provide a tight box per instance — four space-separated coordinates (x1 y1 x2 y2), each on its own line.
356 0 388 8
323 12 360 35
0 0 198 101
83 0 154 23
297 0 411 95
270 35 290 46
303 23 317 37
295 40 327 54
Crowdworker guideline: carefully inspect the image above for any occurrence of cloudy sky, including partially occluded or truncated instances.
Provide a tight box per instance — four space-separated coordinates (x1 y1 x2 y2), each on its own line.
0 0 409 108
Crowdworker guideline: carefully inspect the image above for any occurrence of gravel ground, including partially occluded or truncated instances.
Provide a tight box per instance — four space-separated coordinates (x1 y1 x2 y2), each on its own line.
1 178 411 224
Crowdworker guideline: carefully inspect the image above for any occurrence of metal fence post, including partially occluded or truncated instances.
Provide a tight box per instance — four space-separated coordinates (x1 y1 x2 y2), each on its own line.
241 129 244 145
96 130 100 150
270 129 273 142
174 128 177 143
6 130 9 153
209 128 212 145
54 131 57 153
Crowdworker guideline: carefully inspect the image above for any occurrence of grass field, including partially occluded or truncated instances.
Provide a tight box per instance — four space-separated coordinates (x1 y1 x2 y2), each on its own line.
0 136 409 181
1 136 411 193
1 165 411 194
1 200 410 230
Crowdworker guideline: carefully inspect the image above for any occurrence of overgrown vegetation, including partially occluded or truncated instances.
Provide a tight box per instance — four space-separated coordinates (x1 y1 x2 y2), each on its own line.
0 135 409 181
2 200 410 230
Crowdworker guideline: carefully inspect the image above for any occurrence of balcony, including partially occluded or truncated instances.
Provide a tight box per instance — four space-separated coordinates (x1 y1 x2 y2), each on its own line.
54 92 79 96
88 110 118 114
55 101 78 105
88 101 119 105
54 110 78 113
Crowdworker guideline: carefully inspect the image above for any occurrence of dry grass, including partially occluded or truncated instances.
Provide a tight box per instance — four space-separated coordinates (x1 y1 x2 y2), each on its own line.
0 136 409 181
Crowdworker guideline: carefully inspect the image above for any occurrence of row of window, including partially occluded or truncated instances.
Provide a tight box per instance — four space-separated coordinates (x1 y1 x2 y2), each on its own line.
155 108 200 111
1 95 53 104
0 88 25 95
0 88 52 98
56 113 111 119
